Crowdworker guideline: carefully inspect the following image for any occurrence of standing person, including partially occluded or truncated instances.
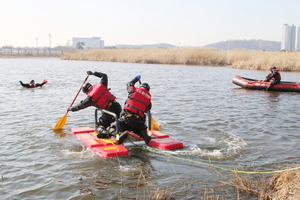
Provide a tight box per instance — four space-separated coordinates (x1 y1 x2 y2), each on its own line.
19 80 47 88
266 67 281 90
111 75 152 145
67 71 122 138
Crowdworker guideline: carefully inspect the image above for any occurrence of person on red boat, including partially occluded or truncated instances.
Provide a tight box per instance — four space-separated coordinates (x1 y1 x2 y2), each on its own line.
19 80 47 88
67 71 122 138
266 67 281 90
109 75 152 145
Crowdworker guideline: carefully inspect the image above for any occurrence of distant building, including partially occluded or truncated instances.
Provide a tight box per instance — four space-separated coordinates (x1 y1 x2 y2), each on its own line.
72 37 104 49
281 24 297 51
296 26 300 51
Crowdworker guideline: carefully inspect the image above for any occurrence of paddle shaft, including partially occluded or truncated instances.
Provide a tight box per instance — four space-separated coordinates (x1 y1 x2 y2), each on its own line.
53 75 90 130
67 75 89 112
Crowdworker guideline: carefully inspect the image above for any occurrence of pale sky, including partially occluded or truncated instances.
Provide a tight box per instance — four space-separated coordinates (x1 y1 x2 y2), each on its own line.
1 0 299 48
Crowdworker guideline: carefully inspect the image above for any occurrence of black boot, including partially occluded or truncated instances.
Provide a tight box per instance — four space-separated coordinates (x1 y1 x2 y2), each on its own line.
116 133 128 145
107 126 116 137
96 126 110 139
140 129 151 144
97 133 110 138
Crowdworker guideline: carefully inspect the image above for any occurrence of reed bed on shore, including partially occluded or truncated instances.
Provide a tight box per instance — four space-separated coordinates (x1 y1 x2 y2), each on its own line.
224 167 300 200
61 48 300 72
121 166 300 199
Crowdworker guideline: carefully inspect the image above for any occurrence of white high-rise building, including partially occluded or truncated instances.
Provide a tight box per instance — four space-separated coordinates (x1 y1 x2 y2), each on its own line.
296 26 300 51
290 24 296 50
281 24 290 50
281 24 296 51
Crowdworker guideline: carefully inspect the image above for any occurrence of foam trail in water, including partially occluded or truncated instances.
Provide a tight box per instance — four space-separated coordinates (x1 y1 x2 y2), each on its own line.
61 147 94 159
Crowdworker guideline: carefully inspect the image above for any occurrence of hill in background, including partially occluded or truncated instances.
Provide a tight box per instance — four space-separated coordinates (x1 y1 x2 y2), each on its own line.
204 39 281 51
112 43 176 49
108 40 281 51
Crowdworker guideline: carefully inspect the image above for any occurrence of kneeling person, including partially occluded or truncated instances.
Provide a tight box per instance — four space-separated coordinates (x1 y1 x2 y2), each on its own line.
68 71 122 138
110 75 152 145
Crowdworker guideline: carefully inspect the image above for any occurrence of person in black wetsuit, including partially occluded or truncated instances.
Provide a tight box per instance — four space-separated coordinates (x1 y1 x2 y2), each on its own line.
19 80 47 88
266 67 281 90
108 75 152 145
67 71 122 138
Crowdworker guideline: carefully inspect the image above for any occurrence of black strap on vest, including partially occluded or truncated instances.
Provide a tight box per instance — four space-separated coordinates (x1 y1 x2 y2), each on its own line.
126 96 147 114
95 89 113 108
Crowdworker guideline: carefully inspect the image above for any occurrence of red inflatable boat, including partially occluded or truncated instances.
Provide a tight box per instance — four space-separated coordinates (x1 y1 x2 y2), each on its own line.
232 76 300 92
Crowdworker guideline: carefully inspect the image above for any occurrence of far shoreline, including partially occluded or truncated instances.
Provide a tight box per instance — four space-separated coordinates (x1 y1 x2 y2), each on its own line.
0 55 61 59
3 47 300 72
60 48 300 72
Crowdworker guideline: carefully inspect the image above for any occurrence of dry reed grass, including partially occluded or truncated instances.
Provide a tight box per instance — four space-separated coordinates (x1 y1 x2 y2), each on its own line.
61 48 300 72
268 169 300 200
124 169 172 200
131 170 227 200
224 167 300 200
118 167 300 199
133 171 300 200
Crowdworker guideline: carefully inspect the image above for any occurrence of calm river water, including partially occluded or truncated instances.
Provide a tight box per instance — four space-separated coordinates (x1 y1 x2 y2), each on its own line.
1 58 299 199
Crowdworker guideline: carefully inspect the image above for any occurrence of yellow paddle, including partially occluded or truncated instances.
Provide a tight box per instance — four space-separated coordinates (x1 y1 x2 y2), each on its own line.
151 117 159 130
53 75 89 130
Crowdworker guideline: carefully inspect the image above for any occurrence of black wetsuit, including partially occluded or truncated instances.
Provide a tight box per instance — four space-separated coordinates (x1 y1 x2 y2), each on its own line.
69 72 122 128
19 81 46 88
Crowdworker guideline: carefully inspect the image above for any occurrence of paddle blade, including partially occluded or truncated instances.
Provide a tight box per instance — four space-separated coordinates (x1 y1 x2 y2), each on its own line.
151 117 160 130
53 113 67 130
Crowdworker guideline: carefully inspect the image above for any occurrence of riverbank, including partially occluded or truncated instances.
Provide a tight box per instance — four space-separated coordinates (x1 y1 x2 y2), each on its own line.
144 165 300 199
60 48 300 72
0 54 60 59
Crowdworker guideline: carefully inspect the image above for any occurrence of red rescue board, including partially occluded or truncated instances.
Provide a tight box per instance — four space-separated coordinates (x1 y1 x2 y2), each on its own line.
92 145 129 158
148 137 184 150
70 127 184 158
148 130 169 139
125 130 184 150
75 133 116 148
71 127 129 158
71 127 96 134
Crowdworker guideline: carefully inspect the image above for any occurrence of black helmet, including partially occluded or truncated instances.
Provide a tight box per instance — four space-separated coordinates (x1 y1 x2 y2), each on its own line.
82 83 92 93
30 80 35 83
141 83 150 91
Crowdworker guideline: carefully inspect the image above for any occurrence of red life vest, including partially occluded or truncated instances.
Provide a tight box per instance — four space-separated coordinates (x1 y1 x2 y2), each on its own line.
124 87 151 117
86 83 116 109
272 70 281 81
29 83 37 88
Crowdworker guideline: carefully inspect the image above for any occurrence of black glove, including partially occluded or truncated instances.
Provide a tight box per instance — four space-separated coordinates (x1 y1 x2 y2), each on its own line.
87 71 94 75
19 81 22 84
67 107 72 112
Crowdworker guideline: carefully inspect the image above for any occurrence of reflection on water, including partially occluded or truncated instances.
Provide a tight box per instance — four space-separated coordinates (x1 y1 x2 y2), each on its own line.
266 91 282 103
1 59 300 199
52 129 67 136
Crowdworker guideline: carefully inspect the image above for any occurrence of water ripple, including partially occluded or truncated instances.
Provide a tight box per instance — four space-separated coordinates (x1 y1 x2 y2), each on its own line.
1 59 300 199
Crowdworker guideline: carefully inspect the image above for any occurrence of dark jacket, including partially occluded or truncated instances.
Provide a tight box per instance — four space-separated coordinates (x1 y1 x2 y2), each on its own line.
70 72 111 111
19 81 47 88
